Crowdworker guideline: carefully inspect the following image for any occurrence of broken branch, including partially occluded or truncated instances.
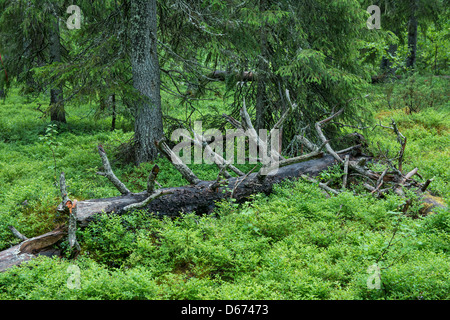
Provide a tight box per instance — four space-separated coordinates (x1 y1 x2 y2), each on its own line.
96 145 131 195
122 190 173 212
155 139 202 185
147 165 160 194
8 226 28 241
301 174 340 195
342 155 350 190
314 108 345 163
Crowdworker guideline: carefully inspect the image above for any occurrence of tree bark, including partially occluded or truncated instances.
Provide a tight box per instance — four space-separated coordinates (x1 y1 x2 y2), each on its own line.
380 42 398 75
48 16 66 123
255 0 269 131
130 0 164 165
406 0 418 69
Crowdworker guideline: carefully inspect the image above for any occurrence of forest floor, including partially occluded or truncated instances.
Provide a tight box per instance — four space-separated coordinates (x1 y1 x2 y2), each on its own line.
0 74 449 299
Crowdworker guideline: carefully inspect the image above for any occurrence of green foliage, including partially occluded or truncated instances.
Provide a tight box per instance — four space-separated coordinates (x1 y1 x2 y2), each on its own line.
39 123 62 185
0 1 449 301
394 73 449 113
1 177 449 300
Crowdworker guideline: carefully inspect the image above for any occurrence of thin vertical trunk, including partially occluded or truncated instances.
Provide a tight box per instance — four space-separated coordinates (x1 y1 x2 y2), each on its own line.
380 43 398 75
406 0 418 69
111 94 116 131
255 0 268 131
130 0 164 165
49 16 66 123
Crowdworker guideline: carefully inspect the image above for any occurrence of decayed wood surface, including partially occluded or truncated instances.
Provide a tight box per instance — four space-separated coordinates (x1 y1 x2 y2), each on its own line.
76 153 343 226
0 229 65 272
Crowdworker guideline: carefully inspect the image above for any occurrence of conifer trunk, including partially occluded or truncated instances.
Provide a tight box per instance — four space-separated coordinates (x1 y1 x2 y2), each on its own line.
48 17 66 123
406 0 418 69
255 0 268 131
130 0 164 165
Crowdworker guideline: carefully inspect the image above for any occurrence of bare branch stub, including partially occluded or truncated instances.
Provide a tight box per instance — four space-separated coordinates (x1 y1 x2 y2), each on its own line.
66 199 80 251
97 145 131 195
155 139 202 185
8 226 28 241
371 168 388 195
147 164 160 194
342 155 350 190
314 108 345 163
222 113 243 130
374 119 407 172
240 98 284 162
301 174 340 195
210 161 231 191
294 135 318 152
122 190 174 212
421 178 434 193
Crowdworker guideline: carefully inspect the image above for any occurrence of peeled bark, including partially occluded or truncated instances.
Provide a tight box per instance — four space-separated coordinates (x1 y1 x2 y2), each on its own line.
0 229 65 272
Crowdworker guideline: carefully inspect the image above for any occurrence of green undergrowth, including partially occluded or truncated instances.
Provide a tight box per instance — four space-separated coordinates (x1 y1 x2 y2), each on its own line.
0 75 449 300
1 181 449 299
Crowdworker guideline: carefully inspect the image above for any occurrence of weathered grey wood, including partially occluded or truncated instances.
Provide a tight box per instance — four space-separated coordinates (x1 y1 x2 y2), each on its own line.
315 108 344 163
0 229 65 272
342 155 350 190
97 145 131 195
156 139 202 185
8 226 28 241
0 245 35 272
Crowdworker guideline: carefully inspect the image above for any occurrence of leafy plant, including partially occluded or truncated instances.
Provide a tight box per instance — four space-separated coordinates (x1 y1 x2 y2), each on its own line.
39 123 62 186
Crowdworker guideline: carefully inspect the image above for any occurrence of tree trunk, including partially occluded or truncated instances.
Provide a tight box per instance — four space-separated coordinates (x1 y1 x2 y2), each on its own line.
1 105 442 272
111 94 116 131
130 0 164 165
48 16 66 123
380 32 398 76
406 0 418 69
75 154 341 226
255 0 269 131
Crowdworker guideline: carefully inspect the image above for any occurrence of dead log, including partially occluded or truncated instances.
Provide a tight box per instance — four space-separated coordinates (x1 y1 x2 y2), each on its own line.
75 153 343 226
0 229 65 272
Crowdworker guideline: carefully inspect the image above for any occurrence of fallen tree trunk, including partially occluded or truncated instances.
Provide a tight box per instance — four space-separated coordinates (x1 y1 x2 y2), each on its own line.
76 153 342 226
0 229 65 272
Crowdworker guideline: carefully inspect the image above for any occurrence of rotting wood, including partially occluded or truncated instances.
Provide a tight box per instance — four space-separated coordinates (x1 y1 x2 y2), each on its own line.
0 228 65 272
